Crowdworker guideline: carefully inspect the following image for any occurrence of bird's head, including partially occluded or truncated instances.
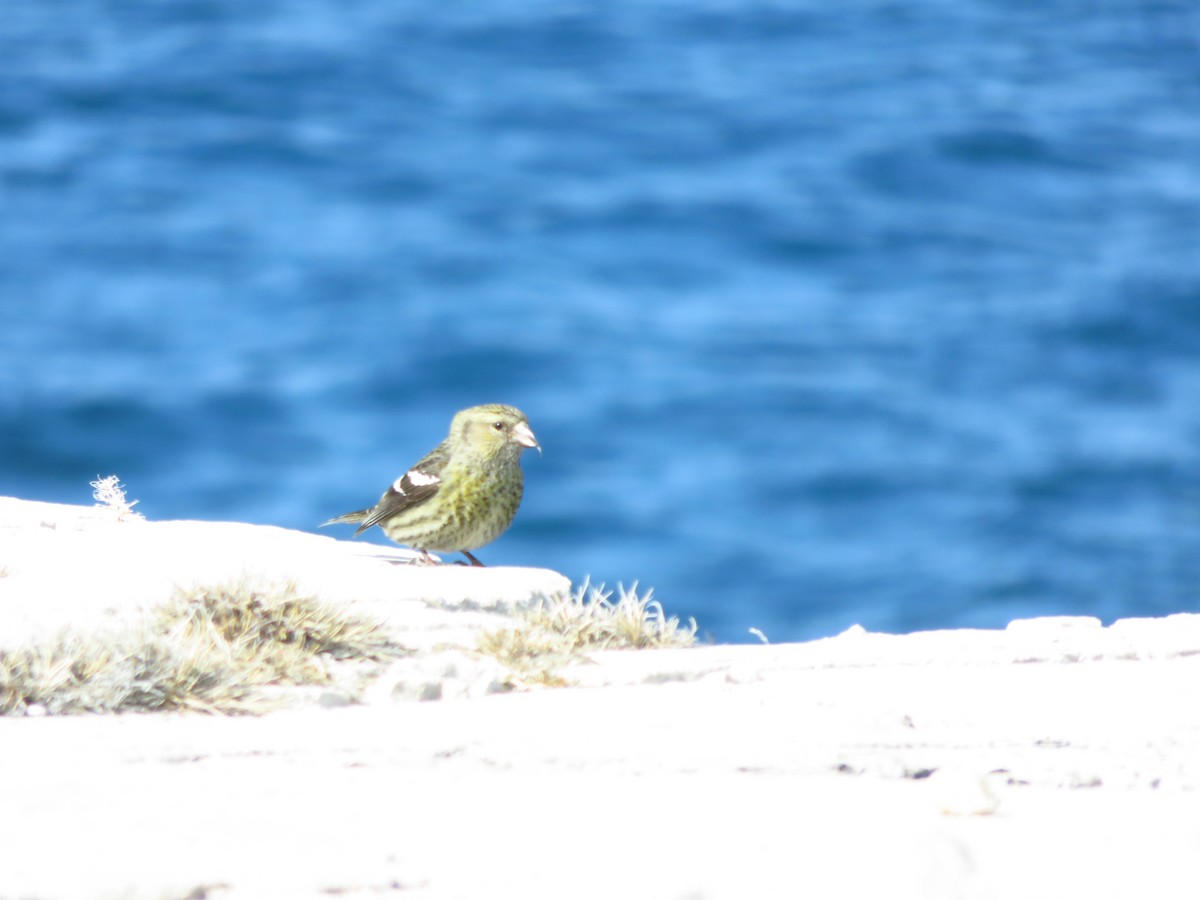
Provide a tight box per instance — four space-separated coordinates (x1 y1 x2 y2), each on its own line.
452 404 540 461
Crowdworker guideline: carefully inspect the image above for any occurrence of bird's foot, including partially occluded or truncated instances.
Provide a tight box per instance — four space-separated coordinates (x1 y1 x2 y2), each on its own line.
460 551 486 567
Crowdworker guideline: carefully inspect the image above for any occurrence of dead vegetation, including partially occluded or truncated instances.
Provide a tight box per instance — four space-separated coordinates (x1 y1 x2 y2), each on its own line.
90 475 143 521
478 582 696 687
0 581 408 716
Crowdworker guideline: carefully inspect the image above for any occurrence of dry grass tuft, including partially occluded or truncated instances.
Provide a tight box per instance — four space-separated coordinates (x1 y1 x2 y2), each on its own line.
526 582 698 652
476 626 575 688
159 582 408 685
0 581 408 716
90 475 144 521
478 582 696 687
0 631 260 715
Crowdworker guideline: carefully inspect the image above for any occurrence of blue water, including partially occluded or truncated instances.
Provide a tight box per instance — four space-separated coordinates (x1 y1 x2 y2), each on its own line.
2 1 1198 642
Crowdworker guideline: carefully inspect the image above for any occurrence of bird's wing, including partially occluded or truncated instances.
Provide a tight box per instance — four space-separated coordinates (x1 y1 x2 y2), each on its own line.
353 440 451 535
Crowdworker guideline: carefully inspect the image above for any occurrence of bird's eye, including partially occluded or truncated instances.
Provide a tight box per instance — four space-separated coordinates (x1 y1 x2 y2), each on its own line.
492 421 505 431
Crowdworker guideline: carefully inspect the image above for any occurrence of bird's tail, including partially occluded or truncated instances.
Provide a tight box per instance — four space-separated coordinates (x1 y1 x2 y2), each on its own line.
320 509 370 528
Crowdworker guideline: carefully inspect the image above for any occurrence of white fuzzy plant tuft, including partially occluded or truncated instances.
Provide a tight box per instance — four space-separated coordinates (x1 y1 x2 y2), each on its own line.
90 475 144 521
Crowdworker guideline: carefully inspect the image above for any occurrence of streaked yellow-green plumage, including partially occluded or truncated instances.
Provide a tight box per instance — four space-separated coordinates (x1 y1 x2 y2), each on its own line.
322 404 539 565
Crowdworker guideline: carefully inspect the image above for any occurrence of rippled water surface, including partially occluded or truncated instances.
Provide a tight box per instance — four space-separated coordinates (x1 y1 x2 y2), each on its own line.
3 1 1199 640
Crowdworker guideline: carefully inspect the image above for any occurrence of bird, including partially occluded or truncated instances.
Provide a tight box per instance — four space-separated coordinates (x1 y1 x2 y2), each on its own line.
321 404 540 566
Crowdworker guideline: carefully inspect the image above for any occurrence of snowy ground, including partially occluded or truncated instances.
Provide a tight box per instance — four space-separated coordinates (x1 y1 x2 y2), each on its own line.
2 497 1199 899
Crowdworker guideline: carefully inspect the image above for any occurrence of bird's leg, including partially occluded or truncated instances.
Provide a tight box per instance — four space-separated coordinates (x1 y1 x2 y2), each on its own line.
460 550 485 567
414 549 438 566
